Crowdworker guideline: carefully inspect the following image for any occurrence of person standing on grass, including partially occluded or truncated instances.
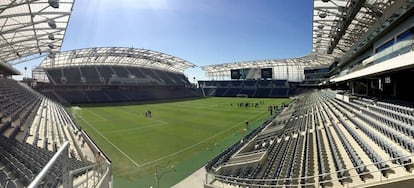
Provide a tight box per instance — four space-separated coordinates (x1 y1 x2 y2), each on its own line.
268 105 273 115
145 110 152 118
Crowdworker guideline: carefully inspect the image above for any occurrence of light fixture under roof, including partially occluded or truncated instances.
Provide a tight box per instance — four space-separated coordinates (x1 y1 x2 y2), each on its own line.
48 20 56 29
48 52 56 58
317 25 324 29
48 0 59 8
319 12 327 18
48 33 55 40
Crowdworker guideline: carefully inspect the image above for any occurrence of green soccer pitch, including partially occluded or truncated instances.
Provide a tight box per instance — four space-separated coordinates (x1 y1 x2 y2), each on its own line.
70 97 291 187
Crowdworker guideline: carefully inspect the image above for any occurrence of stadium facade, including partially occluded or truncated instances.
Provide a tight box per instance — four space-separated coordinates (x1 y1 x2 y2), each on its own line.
204 0 414 187
32 47 200 104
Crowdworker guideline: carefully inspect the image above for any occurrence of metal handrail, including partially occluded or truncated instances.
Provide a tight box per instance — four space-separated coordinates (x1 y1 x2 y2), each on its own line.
28 141 69 188
207 153 414 187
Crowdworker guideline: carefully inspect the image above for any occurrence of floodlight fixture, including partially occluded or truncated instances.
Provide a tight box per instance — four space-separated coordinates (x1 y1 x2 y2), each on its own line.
48 52 56 58
48 20 57 29
48 33 55 40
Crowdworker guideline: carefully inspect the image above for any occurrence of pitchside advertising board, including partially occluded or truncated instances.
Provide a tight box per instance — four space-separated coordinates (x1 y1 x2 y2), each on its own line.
231 68 273 79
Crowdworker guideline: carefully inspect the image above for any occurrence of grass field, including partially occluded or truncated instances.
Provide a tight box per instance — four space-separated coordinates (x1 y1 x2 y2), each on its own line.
70 97 291 187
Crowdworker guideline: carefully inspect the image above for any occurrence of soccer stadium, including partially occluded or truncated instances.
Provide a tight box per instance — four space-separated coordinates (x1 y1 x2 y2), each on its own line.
1 0 414 188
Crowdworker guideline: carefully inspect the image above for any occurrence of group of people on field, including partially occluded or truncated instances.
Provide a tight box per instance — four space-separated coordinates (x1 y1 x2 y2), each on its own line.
231 100 265 108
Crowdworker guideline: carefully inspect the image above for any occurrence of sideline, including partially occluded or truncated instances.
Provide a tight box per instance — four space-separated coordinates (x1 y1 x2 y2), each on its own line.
74 113 142 167
117 110 268 176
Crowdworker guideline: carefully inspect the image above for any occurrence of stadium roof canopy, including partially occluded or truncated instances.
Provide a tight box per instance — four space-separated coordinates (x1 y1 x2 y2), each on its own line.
202 0 414 76
38 47 196 73
201 53 335 77
0 0 75 66
313 0 414 60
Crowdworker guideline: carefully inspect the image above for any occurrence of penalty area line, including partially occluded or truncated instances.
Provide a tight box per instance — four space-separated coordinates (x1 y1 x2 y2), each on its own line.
75 114 142 168
100 123 168 134
140 111 268 167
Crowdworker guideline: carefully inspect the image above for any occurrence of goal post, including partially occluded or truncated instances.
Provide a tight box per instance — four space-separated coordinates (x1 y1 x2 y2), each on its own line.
236 94 248 98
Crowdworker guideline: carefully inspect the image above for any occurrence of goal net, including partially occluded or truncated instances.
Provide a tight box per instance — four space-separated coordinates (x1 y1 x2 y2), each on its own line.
236 94 248 98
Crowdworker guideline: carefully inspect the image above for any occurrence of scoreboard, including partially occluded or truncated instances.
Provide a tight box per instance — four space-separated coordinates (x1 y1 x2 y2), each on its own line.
230 68 272 79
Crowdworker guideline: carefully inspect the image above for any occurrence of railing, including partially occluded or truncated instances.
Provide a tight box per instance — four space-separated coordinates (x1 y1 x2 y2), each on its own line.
205 153 414 187
69 163 111 188
28 141 69 188
27 140 111 188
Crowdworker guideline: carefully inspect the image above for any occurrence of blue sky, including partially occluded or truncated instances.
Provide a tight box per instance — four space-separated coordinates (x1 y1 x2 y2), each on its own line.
15 0 313 81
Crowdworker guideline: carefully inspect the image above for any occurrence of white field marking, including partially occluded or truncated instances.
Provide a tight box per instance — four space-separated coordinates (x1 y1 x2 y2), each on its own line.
139 110 267 167
116 110 268 176
114 107 169 124
100 122 168 134
75 113 142 167
87 106 168 126
86 120 107 123
71 106 81 110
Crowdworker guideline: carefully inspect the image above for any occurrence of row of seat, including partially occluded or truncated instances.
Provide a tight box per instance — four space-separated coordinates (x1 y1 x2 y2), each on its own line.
46 86 201 104
329 93 413 170
368 104 414 126
0 79 43 139
46 66 190 86
322 99 367 178
301 130 314 184
356 113 411 165
282 134 304 185
355 97 414 124
202 87 296 98
368 106 414 137
315 124 330 182
321 113 347 183
0 169 18 188
0 136 88 187
200 80 289 88
25 97 95 162
358 108 414 153
326 95 390 173
209 90 414 187
0 78 104 187
376 101 414 116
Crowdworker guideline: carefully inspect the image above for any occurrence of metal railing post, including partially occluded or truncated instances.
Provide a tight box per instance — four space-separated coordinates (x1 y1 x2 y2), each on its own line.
62 144 70 188
28 141 70 188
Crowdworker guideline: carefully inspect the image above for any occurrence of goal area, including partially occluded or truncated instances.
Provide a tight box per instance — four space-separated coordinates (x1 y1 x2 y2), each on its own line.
236 94 248 98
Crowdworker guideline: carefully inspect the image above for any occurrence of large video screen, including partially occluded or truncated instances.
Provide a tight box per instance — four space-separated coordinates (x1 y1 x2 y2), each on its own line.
231 68 273 79
230 69 241 79
261 68 273 79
